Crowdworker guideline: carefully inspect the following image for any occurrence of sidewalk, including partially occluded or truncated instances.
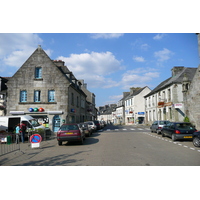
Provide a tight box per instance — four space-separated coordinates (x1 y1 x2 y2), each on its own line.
0 138 57 166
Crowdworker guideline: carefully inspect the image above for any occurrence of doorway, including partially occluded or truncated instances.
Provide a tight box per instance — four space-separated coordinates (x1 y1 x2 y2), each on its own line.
53 115 61 132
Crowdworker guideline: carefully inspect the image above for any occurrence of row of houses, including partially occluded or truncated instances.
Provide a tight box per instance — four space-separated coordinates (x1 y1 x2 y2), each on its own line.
98 34 200 129
0 45 97 132
98 65 200 130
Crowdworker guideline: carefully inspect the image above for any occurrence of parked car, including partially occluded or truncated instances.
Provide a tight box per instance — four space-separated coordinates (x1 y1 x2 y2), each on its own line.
57 123 85 145
99 120 105 128
161 122 197 141
85 121 97 132
78 123 92 137
192 131 200 147
150 120 170 134
93 120 101 130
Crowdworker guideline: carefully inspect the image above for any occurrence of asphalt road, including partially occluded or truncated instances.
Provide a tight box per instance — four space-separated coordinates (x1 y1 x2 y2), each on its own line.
1 124 199 166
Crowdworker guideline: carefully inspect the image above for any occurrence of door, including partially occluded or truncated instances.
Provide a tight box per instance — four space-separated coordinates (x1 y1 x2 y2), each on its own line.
53 115 61 132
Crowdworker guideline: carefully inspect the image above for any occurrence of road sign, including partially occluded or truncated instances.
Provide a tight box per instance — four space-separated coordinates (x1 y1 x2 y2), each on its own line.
30 134 42 148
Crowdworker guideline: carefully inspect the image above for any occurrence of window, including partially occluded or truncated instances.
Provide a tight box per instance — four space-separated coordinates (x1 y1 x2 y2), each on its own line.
71 93 74 105
48 90 55 102
77 96 79 107
20 90 27 102
35 67 42 79
34 90 41 102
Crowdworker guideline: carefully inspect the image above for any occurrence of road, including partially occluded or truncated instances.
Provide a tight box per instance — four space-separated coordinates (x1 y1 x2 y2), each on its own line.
1 124 199 166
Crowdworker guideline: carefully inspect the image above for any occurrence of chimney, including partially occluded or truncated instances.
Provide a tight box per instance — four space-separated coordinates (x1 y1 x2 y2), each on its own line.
171 66 184 77
53 60 65 67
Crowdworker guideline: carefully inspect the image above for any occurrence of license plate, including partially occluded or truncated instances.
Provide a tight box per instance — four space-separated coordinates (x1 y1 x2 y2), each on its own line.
184 136 192 138
65 132 73 135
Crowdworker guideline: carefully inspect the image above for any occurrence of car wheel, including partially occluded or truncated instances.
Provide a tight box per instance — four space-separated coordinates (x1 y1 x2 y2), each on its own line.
172 134 176 141
79 137 84 145
58 141 62 146
162 132 165 137
156 130 160 135
193 137 200 147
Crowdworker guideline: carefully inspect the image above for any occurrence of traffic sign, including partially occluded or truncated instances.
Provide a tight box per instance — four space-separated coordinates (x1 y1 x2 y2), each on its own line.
30 134 42 143
30 134 42 148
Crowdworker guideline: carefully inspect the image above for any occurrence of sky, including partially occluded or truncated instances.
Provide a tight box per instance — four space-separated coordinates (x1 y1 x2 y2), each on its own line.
0 33 199 107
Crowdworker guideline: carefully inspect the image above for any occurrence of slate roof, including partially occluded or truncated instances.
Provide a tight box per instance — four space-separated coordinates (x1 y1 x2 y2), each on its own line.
144 67 197 98
125 86 148 100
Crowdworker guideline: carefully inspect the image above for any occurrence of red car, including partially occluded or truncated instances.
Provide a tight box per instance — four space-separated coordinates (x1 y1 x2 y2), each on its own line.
57 123 85 145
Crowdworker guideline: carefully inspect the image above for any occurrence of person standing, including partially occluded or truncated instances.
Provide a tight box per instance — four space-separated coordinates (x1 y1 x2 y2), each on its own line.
15 124 20 144
20 121 27 143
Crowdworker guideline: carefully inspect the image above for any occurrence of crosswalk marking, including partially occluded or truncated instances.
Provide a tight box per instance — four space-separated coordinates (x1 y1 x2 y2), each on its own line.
103 128 148 131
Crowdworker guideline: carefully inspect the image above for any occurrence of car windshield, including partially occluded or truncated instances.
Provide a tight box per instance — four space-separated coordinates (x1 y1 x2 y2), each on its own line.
176 123 195 130
30 119 40 127
60 125 79 131
160 121 170 125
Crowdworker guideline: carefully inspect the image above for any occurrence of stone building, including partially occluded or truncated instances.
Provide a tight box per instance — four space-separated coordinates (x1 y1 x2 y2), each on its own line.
144 66 197 124
6 45 95 132
79 80 96 121
0 77 9 116
183 34 200 129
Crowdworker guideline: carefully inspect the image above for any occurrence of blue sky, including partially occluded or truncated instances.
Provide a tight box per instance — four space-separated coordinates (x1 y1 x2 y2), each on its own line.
0 33 199 107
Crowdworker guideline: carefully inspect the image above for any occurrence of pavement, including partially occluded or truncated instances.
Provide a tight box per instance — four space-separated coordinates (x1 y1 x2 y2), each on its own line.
0 124 150 166
0 138 57 166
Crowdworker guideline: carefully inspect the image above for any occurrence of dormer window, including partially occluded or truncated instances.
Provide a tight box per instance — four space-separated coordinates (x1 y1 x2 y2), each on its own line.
35 67 42 79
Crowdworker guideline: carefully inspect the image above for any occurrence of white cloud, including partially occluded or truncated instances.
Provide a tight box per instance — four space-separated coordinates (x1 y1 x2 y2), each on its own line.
133 56 145 62
120 68 160 89
141 43 150 51
153 33 166 40
0 33 44 68
109 94 123 100
90 33 124 39
57 51 124 88
154 48 174 62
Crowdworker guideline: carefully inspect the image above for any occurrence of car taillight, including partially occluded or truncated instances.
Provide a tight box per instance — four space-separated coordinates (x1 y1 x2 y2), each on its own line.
175 130 181 134
158 127 162 129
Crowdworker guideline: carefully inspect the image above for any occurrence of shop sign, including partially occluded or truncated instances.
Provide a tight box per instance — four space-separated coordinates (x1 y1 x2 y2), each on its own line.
173 103 183 108
138 112 145 115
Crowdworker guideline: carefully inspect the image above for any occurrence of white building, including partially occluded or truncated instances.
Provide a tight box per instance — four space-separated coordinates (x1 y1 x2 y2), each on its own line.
115 92 130 124
144 66 197 124
124 86 151 125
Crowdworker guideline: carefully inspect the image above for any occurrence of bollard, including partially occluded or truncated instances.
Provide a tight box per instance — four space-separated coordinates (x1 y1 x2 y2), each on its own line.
7 135 12 145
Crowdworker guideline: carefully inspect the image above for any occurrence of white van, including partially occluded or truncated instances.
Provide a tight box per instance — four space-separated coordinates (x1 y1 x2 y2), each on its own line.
0 115 46 134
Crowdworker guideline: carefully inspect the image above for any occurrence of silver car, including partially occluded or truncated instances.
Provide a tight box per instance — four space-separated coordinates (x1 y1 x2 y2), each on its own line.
84 121 97 132
150 120 170 134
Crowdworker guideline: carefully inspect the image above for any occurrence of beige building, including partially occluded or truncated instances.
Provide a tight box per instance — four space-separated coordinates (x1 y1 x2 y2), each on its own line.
124 86 151 125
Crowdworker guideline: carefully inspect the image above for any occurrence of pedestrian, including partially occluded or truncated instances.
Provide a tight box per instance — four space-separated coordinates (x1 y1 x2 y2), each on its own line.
15 124 20 144
20 121 27 143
